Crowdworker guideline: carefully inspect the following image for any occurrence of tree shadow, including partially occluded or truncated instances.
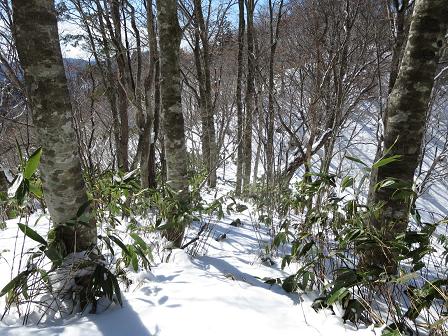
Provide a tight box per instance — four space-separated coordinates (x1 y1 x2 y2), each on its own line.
0 296 160 336
86 296 158 336
192 255 299 304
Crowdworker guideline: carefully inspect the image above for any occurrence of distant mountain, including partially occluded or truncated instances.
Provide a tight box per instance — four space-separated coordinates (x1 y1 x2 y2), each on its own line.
63 58 91 80
63 57 90 68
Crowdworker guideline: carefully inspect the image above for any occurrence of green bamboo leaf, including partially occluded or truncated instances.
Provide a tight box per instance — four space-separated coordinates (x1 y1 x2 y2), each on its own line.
0 270 30 297
108 234 131 257
131 251 139 272
372 155 401 169
130 233 147 250
24 147 42 179
377 179 395 190
341 176 354 191
345 156 368 166
18 223 47 246
273 232 287 247
29 180 43 198
112 272 123 306
327 287 349 305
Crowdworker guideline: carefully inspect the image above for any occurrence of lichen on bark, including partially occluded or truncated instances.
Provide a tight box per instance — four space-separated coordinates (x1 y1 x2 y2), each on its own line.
365 0 448 273
13 0 96 254
156 0 190 247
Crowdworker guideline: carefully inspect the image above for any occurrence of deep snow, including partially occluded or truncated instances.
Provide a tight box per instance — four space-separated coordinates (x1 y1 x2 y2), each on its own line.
0 206 385 336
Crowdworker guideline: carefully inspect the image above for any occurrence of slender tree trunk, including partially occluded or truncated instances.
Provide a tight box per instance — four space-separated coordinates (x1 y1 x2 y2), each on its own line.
266 0 284 188
156 0 189 247
93 1 121 170
13 0 96 254
388 0 409 95
140 0 159 188
235 0 245 195
365 0 447 273
193 29 211 180
193 0 217 188
0 169 8 199
0 169 8 221
110 0 129 172
243 0 255 191
149 57 161 188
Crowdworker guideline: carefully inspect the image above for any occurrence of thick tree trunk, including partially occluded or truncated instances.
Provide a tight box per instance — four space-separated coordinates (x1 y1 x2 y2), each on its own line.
235 0 245 195
156 0 189 248
365 0 447 273
368 0 410 202
13 0 96 253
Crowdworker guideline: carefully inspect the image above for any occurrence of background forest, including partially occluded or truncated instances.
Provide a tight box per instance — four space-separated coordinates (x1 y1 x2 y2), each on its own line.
0 0 447 335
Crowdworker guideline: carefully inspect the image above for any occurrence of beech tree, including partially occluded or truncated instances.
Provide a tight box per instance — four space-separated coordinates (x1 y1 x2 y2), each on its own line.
12 0 96 254
366 0 448 273
157 0 189 247
193 0 218 188
242 0 255 191
235 0 245 195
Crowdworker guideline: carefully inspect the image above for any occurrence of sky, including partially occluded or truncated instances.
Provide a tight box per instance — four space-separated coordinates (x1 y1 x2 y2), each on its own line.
57 0 275 60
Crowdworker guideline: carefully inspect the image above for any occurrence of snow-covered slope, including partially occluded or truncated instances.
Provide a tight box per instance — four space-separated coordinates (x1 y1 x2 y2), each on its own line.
0 207 383 336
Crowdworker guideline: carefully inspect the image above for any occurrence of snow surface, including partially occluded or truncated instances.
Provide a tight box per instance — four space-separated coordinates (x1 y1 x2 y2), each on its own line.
0 207 384 336
1 114 446 335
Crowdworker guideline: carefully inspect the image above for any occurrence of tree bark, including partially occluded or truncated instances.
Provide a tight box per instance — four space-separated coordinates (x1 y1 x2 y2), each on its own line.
193 0 217 188
139 0 160 189
243 0 255 191
110 0 130 172
13 0 96 253
365 0 447 273
265 0 284 188
156 0 189 247
367 0 411 202
388 0 410 94
148 4 161 190
235 0 245 195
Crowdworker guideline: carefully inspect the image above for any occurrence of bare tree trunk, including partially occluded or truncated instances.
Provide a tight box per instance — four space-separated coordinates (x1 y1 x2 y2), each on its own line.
13 0 96 254
368 0 411 202
149 57 161 189
156 0 189 247
235 0 245 195
243 0 255 191
139 0 159 189
388 0 410 94
365 0 447 273
193 0 217 188
0 169 8 199
193 28 211 179
0 169 8 221
110 0 129 171
266 0 284 188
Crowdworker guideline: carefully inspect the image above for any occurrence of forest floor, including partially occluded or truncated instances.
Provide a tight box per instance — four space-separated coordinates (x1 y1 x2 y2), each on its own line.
1 124 447 335
0 193 385 336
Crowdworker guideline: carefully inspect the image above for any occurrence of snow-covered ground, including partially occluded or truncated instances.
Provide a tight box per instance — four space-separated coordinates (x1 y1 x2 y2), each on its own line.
1 114 447 335
0 203 386 336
